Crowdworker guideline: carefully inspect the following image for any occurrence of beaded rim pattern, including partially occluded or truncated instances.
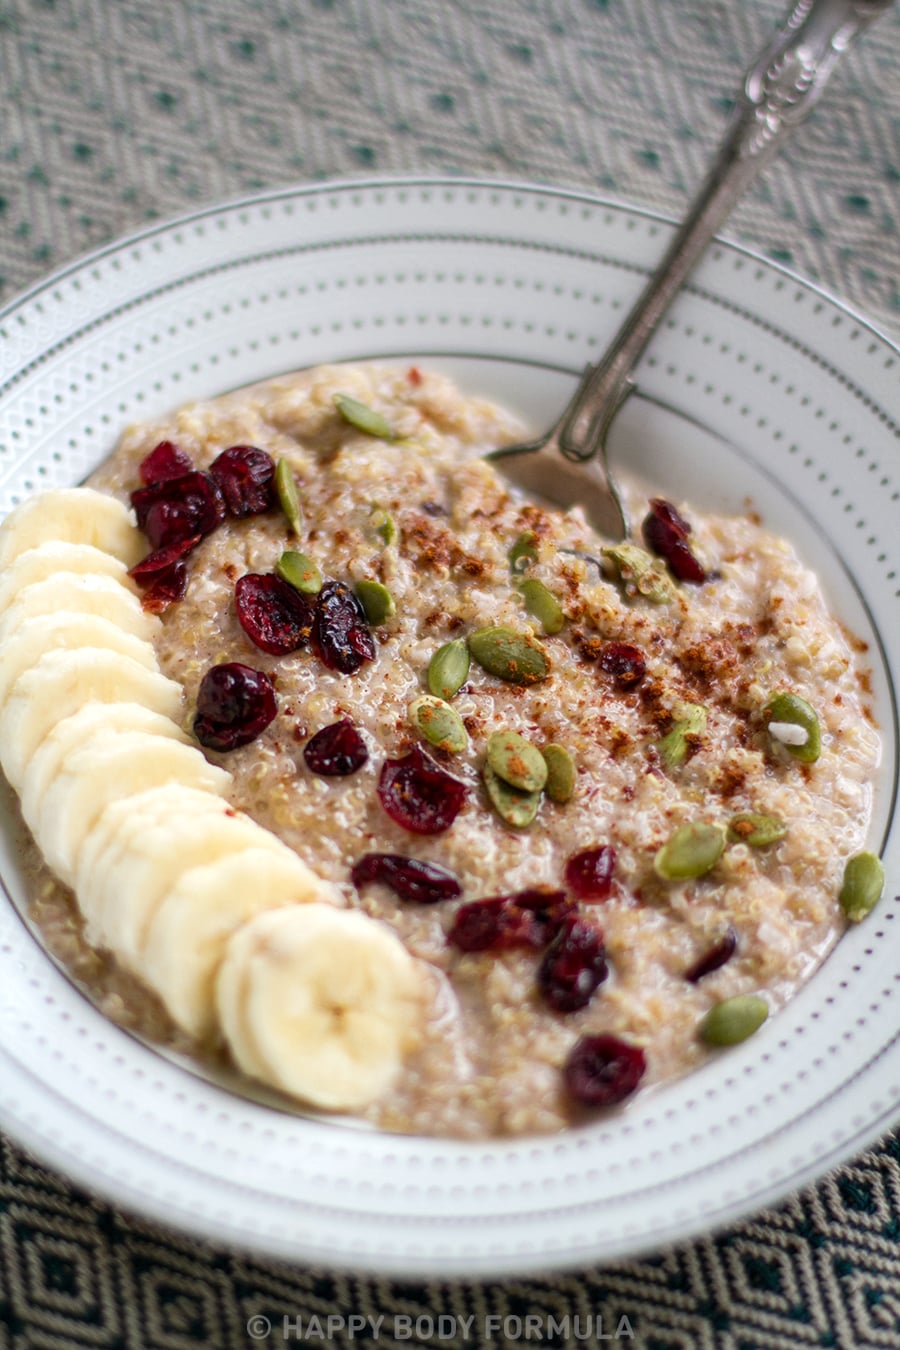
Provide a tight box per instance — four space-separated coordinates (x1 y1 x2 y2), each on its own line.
0 177 897 1276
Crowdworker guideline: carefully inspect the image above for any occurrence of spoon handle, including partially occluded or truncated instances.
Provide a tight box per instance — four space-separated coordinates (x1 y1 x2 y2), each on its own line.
560 0 895 463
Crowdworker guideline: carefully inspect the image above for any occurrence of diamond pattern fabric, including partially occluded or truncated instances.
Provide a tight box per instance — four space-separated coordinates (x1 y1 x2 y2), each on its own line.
0 1 898 1345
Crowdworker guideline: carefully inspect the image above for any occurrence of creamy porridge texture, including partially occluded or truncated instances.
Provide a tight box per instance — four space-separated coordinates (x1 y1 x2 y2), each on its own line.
6 363 882 1136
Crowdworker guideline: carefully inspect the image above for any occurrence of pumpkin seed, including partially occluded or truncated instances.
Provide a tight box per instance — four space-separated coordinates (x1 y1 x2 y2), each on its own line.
427 639 470 701
658 702 707 770
508 530 538 574
408 695 468 753
763 691 821 764
602 543 675 604
355 579 395 625
486 729 547 793
468 625 551 685
699 995 768 1046
838 850 884 923
727 811 787 848
483 761 542 830
334 392 395 440
654 821 726 881
275 458 303 536
275 550 323 595
519 578 565 634
541 743 576 803
369 506 399 547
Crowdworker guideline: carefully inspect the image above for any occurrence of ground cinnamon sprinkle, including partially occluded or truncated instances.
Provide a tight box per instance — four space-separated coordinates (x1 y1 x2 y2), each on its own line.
14 360 874 1138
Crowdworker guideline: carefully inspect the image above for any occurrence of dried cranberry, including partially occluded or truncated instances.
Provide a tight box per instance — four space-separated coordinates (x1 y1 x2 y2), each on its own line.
448 888 572 952
303 720 368 776
140 560 190 613
129 535 201 614
684 926 738 983
565 846 616 901
598 642 646 688
537 912 608 1012
209 445 276 517
131 470 226 549
642 498 707 584
563 1034 646 1108
235 573 316 655
647 496 692 538
378 743 468 835
129 534 201 585
313 580 376 674
139 440 194 485
448 897 522 951
193 662 277 750
352 853 461 903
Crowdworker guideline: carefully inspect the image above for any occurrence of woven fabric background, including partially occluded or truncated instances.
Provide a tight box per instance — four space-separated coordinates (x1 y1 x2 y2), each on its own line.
1 1 899 1347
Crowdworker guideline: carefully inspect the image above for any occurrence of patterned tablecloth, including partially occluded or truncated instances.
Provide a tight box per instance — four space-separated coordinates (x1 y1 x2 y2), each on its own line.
1 2 899 1347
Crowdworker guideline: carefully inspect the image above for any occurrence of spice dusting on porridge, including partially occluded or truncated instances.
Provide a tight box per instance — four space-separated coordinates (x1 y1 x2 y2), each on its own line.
0 364 883 1137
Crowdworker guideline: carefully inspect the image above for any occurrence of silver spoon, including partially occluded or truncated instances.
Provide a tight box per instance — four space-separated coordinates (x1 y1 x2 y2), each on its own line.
486 0 895 541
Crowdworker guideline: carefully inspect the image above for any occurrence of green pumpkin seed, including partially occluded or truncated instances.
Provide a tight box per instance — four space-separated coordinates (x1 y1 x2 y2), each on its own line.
699 995 769 1046
275 458 303 536
275 550 323 595
602 543 675 604
486 729 548 793
658 702 707 770
483 761 542 830
355 579 395 625
838 850 885 923
334 392 395 440
654 821 726 881
763 691 821 764
727 811 787 848
468 625 550 685
519 578 565 635
369 506 399 547
427 639 470 701
408 695 468 753
508 530 538 574
541 743 576 803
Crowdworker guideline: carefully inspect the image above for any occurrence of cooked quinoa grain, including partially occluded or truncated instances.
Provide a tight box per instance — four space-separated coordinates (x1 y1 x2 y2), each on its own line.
24 363 880 1136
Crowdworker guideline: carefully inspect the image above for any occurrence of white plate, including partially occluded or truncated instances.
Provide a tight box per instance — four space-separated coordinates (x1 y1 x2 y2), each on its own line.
0 177 898 1278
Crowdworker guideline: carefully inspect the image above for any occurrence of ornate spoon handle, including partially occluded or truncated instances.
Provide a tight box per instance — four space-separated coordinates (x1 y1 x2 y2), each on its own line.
560 0 895 465
487 0 894 540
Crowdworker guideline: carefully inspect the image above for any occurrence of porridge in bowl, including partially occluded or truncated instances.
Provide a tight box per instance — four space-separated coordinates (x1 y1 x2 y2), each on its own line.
0 363 883 1136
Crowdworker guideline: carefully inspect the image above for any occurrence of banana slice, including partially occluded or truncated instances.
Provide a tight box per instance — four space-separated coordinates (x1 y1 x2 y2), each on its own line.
0 541 136 617
75 783 238 902
20 702 191 833
79 795 291 973
0 488 144 571
143 846 333 1042
36 732 231 887
0 647 184 790
0 613 159 712
217 905 424 1111
0 573 159 646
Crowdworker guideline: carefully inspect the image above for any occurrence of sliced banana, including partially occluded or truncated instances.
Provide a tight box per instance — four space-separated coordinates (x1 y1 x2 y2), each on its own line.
0 647 184 790
0 573 159 646
74 784 239 914
0 488 144 571
143 847 333 1042
217 905 424 1111
80 796 292 973
0 613 159 713
20 702 191 833
0 540 136 617
36 732 231 887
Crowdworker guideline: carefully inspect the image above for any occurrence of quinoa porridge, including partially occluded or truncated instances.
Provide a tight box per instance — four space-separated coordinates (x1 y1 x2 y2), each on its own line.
16 363 882 1136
